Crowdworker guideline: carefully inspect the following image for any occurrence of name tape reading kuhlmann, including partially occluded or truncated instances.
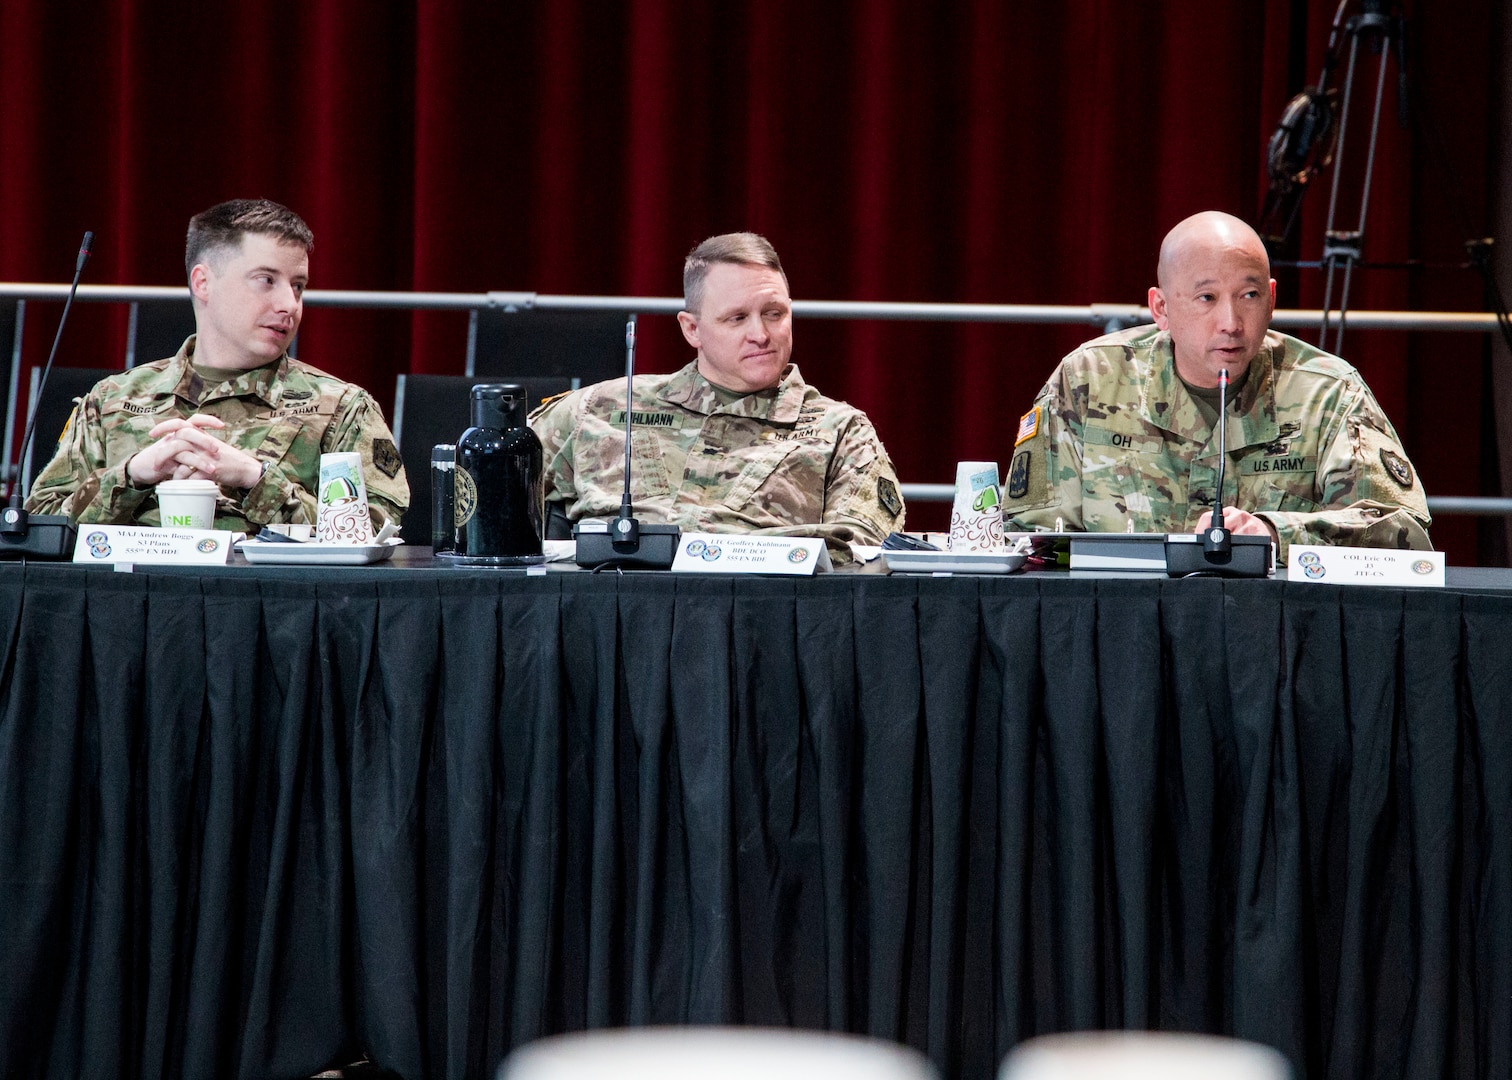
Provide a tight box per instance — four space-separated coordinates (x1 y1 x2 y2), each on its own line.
609 411 680 427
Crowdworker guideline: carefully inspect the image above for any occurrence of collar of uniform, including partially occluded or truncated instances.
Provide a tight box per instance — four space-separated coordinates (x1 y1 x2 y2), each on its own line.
1142 331 1280 453
1223 332 1282 451
173 335 291 410
659 361 808 422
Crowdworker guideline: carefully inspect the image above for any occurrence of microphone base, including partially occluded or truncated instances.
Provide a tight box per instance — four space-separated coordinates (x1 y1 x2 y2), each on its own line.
574 519 680 570
0 514 78 560
1164 533 1272 578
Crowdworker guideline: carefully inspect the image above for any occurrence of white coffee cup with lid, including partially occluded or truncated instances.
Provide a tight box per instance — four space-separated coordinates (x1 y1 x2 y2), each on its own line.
156 478 219 529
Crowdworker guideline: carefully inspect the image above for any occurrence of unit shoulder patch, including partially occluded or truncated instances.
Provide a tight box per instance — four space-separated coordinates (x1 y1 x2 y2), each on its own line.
1380 447 1413 489
1007 450 1031 499
373 437 402 478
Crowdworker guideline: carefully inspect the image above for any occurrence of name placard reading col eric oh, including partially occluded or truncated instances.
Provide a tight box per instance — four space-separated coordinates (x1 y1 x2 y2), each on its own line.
671 532 833 576
1287 544 1444 588
73 525 234 566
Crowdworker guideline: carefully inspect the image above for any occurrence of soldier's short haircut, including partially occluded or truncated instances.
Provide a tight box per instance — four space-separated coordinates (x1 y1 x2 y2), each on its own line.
185 199 314 279
683 232 786 314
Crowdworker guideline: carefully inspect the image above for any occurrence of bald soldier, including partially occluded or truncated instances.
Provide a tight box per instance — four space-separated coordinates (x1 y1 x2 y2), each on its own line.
529 232 905 557
1002 210 1431 557
27 199 408 531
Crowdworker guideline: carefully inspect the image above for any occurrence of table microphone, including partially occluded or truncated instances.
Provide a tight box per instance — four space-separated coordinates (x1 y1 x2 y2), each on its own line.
1164 365 1270 577
613 314 642 548
573 313 679 569
0 231 92 559
1203 367 1232 556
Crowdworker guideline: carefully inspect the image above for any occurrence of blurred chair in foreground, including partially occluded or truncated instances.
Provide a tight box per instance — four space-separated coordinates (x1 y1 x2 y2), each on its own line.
498 1027 938 1080
1000 1032 1291 1080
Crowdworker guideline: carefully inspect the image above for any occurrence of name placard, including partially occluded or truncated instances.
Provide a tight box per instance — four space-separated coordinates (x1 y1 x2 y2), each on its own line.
73 525 234 566
671 532 832 576
1287 544 1444 588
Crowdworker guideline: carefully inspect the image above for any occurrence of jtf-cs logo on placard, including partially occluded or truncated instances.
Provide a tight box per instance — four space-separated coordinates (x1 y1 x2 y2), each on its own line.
787 546 810 563
1298 551 1326 579
1412 559 1435 575
196 538 220 553
684 539 721 562
86 531 111 559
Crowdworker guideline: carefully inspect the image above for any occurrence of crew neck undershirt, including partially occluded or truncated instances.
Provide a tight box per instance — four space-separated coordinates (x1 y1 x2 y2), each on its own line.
190 361 247 386
708 381 778 408
1179 366 1250 431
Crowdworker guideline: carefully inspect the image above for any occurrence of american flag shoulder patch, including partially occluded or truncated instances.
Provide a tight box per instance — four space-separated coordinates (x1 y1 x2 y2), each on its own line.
1014 406 1041 447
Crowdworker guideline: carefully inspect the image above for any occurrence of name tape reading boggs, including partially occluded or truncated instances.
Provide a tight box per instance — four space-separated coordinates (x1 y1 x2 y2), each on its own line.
1287 544 1444 588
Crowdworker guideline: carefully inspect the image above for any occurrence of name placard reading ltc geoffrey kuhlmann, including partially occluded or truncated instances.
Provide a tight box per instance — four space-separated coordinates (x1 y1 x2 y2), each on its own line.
671 532 832 576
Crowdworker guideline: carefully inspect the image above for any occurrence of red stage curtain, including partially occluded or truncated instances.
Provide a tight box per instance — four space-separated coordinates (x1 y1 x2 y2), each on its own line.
0 0 1498 561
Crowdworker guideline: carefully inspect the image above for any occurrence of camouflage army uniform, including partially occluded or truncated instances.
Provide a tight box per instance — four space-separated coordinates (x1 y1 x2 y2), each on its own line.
1003 325 1430 558
529 361 905 554
26 336 409 531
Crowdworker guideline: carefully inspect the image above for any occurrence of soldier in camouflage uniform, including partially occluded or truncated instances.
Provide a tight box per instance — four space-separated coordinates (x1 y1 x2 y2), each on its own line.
530 233 904 555
27 200 407 532
1003 211 1429 559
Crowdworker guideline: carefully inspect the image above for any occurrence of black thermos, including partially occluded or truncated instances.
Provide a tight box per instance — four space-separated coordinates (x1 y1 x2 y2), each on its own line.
454 384 544 558
431 443 457 553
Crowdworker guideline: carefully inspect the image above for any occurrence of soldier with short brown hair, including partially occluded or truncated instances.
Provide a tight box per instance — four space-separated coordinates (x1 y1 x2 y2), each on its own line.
27 198 408 531
530 232 904 558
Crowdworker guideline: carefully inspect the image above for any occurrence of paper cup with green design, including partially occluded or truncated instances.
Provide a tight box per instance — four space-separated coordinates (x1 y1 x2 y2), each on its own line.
156 478 220 529
316 452 374 543
948 460 1004 551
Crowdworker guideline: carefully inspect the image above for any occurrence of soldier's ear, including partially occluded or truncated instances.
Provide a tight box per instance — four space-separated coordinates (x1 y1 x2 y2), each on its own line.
189 263 212 304
1148 286 1169 330
676 310 701 351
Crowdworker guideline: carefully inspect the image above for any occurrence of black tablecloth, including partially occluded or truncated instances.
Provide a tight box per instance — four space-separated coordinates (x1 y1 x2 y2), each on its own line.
1 564 1509 1080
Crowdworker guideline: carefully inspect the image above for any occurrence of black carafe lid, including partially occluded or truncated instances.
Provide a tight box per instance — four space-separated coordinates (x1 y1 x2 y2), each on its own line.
470 383 528 429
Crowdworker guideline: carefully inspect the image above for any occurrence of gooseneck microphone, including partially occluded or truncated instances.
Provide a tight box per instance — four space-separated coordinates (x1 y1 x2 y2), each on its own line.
612 314 641 549
0 231 92 558
1165 364 1268 577
573 312 680 569
1203 367 1233 556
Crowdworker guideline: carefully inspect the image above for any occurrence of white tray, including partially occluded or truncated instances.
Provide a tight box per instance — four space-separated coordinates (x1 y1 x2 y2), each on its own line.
881 549 1027 575
237 538 403 566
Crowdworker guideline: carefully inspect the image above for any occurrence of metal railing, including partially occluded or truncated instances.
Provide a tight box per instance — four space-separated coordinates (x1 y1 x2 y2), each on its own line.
0 281 1504 332
2 283 1505 516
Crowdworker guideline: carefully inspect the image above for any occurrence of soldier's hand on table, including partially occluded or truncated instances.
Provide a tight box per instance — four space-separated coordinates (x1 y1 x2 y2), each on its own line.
1197 507 1278 544
127 414 264 490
